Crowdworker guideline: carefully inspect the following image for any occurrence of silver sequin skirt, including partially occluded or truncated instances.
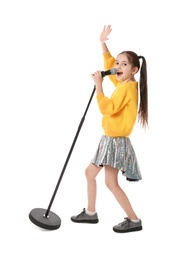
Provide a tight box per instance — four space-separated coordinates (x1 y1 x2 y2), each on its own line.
91 135 142 181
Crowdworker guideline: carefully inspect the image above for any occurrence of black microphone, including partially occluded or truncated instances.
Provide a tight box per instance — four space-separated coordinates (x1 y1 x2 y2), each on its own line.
101 68 117 77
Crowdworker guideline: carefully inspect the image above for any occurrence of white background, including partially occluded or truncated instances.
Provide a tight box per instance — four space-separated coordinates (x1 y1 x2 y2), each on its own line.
0 0 187 259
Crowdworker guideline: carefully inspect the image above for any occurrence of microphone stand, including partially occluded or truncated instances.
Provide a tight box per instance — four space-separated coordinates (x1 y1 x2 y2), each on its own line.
29 86 96 230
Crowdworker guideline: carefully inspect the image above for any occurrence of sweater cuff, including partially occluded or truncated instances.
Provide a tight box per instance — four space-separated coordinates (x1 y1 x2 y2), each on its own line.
96 92 105 102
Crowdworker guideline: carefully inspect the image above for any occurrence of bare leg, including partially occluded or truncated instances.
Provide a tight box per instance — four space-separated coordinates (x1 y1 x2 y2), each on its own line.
85 163 102 212
104 165 138 220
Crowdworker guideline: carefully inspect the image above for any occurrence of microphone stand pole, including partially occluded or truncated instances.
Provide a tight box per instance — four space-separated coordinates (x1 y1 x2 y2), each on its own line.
29 86 96 230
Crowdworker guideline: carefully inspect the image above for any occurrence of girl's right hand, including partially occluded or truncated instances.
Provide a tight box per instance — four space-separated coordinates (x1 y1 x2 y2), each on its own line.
91 71 103 85
91 71 103 95
100 25 112 44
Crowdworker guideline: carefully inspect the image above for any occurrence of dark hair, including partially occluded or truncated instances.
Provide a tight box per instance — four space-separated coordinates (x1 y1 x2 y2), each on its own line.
119 51 148 128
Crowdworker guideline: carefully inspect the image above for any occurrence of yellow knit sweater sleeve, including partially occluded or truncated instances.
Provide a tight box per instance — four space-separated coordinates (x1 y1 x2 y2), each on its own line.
103 51 119 87
96 83 131 115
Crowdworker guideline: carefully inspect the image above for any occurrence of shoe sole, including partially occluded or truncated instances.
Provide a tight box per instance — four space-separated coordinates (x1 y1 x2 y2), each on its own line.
71 218 99 224
113 226 142 233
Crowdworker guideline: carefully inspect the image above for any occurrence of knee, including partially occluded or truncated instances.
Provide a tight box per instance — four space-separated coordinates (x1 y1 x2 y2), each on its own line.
85 167 89 178
105 179 118 192
85 165 95 181
105 179 110 190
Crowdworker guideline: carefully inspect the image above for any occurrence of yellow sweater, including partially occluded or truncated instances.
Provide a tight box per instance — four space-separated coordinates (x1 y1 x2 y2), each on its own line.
96 52 138 137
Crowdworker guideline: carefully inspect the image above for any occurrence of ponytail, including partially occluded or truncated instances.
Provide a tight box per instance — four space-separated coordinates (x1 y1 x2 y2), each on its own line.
138 55 148 128
119 51 148 128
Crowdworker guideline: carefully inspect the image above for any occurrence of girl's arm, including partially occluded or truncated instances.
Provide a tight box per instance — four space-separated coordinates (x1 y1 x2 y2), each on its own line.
100 25 112 54
91 25 116 95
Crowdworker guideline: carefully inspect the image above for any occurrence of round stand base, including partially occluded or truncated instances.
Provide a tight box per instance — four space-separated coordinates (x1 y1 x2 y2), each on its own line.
29 208 61 230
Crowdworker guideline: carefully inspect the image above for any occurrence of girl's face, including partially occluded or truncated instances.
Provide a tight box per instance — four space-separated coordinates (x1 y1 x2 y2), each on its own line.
115 53 138 82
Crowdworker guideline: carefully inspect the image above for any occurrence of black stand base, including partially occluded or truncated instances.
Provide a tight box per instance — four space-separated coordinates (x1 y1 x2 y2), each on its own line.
29 87 96 230
29 208 61 230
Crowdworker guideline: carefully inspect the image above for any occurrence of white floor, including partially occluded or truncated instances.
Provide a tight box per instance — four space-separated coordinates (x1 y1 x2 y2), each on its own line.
1 1 187 259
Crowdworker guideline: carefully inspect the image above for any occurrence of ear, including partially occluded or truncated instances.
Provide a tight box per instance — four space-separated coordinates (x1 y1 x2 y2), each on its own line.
132 67 139 75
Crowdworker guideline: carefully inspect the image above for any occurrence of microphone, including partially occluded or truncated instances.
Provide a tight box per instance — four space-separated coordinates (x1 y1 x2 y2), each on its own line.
101 68 117 77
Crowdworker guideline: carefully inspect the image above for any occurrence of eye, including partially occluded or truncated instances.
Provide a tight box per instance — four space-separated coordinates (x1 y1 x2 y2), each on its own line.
115 61 119 65
123 63 127 66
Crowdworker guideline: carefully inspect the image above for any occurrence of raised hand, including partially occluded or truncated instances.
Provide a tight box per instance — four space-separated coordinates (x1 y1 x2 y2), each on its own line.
100 25 112 44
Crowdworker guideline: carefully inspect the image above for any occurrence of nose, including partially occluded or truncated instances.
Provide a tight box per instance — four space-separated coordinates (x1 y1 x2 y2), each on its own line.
116 64 121 70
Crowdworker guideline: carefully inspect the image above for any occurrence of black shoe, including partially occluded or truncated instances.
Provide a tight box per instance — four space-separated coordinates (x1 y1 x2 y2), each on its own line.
113 217 142 233
71 208 99 224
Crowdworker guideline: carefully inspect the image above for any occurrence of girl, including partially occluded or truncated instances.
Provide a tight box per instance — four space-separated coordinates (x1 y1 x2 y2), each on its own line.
71 25 148 233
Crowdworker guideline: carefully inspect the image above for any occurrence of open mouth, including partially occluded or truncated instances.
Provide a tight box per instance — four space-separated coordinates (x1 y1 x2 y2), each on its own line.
117 71 123 76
